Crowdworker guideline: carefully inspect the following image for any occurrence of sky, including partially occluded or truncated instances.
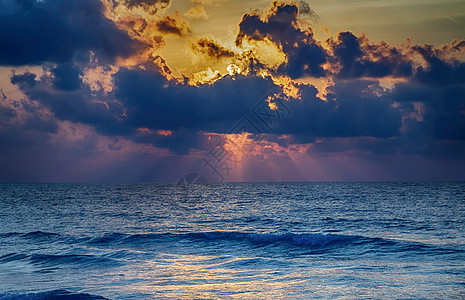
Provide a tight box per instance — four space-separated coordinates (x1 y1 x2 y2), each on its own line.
0 0 464 182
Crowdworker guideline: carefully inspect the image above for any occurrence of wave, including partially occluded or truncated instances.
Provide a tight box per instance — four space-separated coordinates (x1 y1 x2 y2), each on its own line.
86 231 465 255
3 231 462 256
21 231 60 238
187 231 357 246
0 253 29 263
87 231 362 247
0 290 109 300
0 253 120 268
0 231 66 243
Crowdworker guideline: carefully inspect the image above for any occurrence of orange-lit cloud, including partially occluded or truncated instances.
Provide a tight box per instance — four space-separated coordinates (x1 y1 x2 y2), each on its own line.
157 129 173 136
115 0 171 14
184 5 209 20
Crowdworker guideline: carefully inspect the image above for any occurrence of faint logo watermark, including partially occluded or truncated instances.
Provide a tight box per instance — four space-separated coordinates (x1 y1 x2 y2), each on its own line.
176 172 209 184
174 172 210 202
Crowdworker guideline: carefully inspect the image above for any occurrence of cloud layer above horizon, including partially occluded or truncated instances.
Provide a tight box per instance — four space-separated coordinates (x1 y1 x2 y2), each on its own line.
1 0 464 182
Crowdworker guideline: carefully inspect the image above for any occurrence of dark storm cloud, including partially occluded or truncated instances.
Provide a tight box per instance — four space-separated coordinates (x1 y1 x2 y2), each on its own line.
10 61 409 155
192 38 236 59
236 2 300 47
156 14 191 36
10 71 36 89
275 79 402 140
113 64 272 133
0 0 140 66
235 1 327 78
331 31 412 78
390 45 465 141
393 82 465 141
9 63 272 153
114 66 402 140
10 70 131 137
412 44 465 85
51 63 83 91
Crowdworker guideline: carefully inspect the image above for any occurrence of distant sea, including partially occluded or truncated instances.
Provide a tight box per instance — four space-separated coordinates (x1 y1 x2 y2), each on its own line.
0 182 464 299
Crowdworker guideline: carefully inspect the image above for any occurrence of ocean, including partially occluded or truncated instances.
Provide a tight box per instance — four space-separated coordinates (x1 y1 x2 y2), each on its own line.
0 182 464 299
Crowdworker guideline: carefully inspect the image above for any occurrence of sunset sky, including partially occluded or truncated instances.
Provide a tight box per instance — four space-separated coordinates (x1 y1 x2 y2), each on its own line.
0 0 464 182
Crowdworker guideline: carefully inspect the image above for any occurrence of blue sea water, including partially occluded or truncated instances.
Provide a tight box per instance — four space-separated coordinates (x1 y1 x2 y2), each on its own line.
0 182 464 299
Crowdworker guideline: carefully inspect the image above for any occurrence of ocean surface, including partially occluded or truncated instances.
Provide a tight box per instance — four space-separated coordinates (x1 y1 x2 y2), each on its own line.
0 182 464 299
